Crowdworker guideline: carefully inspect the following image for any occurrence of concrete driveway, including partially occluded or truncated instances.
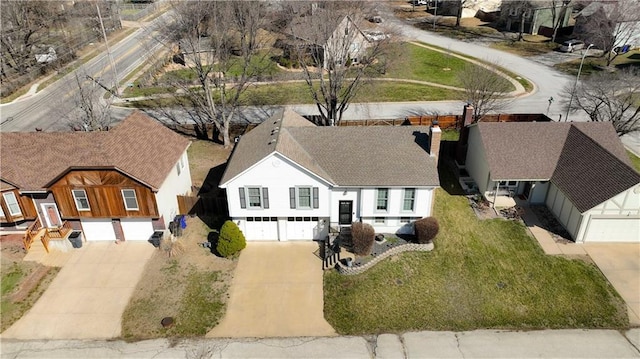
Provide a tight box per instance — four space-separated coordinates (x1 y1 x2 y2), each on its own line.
583 244 640 326
1 241 154 339
207 242 336 338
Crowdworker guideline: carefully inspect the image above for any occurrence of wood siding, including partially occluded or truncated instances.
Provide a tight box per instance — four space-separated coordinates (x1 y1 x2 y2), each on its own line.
50 170 159 219
0 189 37 223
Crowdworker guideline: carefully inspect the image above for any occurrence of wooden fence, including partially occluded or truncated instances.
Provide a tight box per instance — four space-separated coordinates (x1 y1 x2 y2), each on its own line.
334 113 551 129
177 194 228 216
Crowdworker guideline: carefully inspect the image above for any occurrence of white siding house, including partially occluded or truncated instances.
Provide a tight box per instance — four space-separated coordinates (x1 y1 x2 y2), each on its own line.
464 121 640 243
220 109 441 241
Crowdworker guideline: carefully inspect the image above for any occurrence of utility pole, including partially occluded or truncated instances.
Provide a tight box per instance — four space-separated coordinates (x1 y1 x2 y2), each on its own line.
97 2 120 96
565 44 594 122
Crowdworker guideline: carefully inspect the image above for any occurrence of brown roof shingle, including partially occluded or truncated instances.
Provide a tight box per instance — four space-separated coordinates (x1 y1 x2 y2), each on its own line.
221 109 440 187
0 111 190 191
476 121 639 213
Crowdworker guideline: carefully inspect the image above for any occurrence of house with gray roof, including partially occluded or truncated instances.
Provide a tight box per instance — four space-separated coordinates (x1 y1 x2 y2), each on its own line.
219 109 441 241
0 111 192 247
465 121 640 243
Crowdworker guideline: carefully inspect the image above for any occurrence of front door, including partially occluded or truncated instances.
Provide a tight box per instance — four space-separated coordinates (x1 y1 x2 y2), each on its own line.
338 200 353 225
41 203 62 228
523 182 533 200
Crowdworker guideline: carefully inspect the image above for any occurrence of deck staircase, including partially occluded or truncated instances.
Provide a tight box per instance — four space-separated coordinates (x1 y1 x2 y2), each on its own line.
22 221 75 266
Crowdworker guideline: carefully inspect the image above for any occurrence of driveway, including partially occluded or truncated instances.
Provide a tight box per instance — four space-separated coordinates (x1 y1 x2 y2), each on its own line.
1 241 154 339
207 242 336 338
583 244 640 326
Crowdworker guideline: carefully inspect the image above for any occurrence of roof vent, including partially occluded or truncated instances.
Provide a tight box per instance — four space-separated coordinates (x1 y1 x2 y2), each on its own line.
269 139 276 145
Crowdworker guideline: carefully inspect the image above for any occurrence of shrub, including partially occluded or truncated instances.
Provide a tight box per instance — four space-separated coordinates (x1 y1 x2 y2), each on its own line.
414 217 439 244
216 221 246 258
351 222 375 256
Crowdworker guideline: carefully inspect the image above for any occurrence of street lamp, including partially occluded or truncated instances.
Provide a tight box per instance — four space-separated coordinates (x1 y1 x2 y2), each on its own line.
547 96 554 116
565 43 594 122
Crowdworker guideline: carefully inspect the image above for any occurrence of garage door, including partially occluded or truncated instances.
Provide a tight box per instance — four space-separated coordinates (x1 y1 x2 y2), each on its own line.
286 217 318 240
80 219 116 241
120 219 154 241
244 217 278 240
584 217 640 242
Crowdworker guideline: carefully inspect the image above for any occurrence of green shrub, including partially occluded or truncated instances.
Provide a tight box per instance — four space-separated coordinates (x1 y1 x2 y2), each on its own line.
216 221 246 258
414 217 439 244
351 222 375 256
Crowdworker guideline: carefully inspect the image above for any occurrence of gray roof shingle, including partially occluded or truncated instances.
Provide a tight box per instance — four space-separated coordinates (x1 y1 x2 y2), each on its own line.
221 109 440 187
0 111 190 191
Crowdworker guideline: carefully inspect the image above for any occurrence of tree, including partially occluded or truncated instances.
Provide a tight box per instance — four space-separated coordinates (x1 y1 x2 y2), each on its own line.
575 1 640 67
282 1 392 126
149 0 267 146
549 0 571 43
457 62 513 122
62 71 114 131
216 220 246 258
563 68 640 137
453 0 470 28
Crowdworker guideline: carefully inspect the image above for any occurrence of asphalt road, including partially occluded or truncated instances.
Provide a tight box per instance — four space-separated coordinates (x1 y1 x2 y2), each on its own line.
0 14 166 132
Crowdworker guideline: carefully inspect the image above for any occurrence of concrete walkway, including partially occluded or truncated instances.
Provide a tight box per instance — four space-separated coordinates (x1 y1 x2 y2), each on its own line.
207 242 336 338
584 244 640 326
1 241 154 340
2 329 639 358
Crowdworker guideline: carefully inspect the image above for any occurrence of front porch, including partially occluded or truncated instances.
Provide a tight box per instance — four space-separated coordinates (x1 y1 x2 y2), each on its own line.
23 218 80 255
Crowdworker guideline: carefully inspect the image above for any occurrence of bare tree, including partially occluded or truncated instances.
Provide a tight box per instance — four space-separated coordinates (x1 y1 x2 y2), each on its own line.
453 0 470 28
62 71 114 131
148 0 267 146
549 0 571 43
282 1 392 126
575 1 640 67
563 68 640 136
457 63 513 122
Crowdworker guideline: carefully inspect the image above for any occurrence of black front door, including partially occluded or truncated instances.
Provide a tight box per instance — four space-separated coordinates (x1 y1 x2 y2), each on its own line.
339 200 353 225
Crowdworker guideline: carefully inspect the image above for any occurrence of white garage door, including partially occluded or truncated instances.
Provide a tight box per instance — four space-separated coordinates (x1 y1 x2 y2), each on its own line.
244 217 278 240
584 217 640 243
81 219 116 241
120 219 154 241
286 217 318 240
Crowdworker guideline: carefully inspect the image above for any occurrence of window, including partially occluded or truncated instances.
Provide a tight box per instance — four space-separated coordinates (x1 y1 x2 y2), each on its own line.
403 188 416 211
121 189 139 210
298 187 311 208
2 192 21 216
400 217 411 224
289 187 319 209
374 217 385 224
247 187 262 208
176 154 185 175
0 202 5 217
72 189 90 211
376 188 389 211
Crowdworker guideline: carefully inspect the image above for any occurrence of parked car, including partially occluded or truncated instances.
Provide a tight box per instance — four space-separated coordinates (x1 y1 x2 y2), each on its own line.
364 30 390 42
559 40 585 53
412 0 428 5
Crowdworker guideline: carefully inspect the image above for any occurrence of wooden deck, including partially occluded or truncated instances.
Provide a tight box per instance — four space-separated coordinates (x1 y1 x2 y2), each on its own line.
23 220 75 254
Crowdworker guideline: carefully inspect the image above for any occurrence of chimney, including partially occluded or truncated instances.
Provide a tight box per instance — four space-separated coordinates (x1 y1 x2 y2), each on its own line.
429 121 442 159
463 104 474 127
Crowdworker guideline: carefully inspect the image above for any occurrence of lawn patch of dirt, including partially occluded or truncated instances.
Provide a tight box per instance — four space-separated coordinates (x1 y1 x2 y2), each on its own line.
1 234 60 332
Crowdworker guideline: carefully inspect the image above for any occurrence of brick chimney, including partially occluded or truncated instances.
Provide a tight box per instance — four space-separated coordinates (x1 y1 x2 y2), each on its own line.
463 104 474 127
456 104 475 165
429 122 442 159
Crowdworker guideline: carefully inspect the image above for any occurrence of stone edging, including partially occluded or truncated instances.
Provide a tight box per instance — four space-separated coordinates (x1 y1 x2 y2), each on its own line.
336 242 434 275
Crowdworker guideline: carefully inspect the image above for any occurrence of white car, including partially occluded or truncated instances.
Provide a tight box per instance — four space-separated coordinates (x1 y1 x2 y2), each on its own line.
364 31 390 42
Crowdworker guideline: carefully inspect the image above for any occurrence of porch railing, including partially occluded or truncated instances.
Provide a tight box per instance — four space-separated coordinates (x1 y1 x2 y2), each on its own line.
23 218 42 252
42 221 73 253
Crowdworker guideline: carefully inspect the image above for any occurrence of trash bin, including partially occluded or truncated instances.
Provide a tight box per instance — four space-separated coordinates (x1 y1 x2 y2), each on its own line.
149 231 163 248
622 44 631 53
68 231 83 248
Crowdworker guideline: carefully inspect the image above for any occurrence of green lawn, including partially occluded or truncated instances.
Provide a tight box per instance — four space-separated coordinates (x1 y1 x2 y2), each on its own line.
628 150 640 172
324 166 627 334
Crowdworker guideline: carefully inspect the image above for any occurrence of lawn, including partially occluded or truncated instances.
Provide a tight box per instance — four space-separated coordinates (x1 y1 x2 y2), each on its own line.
323 164 628 334
628 150 640 172
490 37 558 57
554 50 640 76
121 140 235 340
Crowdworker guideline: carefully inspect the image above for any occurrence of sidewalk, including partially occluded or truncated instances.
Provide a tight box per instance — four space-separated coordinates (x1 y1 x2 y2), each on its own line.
2 329 639 358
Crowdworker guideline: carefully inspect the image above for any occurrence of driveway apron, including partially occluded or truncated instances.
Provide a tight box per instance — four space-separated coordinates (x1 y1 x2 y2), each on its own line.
1 241 154 340
583 244 640 326
207 242 336 338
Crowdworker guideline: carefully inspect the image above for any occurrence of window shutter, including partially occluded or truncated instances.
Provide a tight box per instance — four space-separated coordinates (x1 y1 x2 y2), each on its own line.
289 187 296 209
262 188 269 209
312 187 319 208
239 188 246 209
